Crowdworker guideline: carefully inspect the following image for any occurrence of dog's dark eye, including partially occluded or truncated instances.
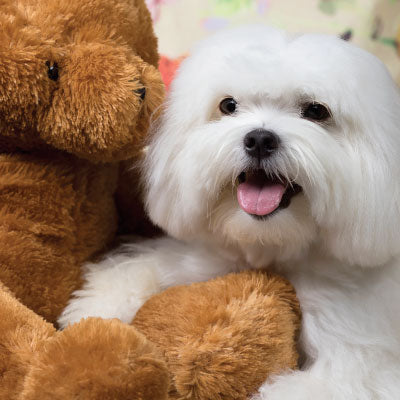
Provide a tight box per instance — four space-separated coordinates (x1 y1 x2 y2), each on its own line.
45 61 59 81
219 97 237 115
302 103 330 121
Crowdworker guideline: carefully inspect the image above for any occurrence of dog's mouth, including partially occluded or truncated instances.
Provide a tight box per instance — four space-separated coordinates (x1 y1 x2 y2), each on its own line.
236 170 302 219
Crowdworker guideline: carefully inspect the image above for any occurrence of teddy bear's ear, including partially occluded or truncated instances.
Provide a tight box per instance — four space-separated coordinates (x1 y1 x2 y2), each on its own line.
37 43 164 163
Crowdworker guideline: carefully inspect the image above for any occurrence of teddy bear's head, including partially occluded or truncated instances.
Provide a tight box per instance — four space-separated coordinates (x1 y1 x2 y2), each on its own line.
0 0 164 162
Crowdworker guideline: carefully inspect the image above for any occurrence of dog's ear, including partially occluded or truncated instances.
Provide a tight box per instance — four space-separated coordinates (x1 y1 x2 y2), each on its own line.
143 54 217 239
143 99 206 239
322 67 400 268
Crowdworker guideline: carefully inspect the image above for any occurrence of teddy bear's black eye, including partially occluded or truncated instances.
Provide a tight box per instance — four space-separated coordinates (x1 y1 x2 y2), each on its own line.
302 103 330 121
134 87 146 100
45 61 59 81
219 97 237 115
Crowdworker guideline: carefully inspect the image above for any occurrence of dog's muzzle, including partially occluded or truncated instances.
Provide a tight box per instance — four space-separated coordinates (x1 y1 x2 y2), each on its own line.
237 129 301 218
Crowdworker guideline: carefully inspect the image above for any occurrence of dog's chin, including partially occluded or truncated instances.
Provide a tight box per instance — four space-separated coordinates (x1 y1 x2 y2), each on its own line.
236 169 303 220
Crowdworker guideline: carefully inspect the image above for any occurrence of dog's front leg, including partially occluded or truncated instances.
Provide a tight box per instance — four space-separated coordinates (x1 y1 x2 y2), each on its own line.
58 236 239 328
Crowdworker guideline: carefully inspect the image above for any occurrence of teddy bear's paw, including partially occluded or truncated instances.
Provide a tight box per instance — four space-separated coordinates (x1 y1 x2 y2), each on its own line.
133 270 301 400
19 318 169 400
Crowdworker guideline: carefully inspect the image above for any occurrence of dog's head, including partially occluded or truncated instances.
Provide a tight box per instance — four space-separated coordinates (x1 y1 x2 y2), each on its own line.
144 26 400 267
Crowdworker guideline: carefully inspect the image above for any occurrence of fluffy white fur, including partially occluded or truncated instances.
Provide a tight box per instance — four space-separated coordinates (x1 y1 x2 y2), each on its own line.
60 26 400 399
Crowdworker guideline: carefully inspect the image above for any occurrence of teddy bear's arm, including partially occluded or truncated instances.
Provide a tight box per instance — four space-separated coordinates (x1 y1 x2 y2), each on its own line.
132 270 301 400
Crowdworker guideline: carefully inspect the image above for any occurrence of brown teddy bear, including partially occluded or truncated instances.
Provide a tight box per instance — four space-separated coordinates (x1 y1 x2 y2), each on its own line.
0 0 165 397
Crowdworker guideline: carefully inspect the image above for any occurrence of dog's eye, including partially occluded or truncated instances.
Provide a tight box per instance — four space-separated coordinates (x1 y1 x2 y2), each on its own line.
45 61 59 81
219 97 237 115
302 103 330 121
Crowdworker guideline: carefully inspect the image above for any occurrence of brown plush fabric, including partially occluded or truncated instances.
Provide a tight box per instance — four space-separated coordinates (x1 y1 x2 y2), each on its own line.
20 318 170 400
0 0 164 396
0 282 56 400
133 270 301 400
0 152 119 322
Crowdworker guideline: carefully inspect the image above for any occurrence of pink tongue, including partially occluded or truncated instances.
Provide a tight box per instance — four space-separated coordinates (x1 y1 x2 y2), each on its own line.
237 180 286 216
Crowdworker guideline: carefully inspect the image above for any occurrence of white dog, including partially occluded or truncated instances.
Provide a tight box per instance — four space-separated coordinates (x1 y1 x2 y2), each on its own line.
59 26 400 399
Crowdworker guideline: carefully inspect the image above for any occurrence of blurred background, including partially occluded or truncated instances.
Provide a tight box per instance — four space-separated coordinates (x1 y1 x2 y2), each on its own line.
144 0 400 88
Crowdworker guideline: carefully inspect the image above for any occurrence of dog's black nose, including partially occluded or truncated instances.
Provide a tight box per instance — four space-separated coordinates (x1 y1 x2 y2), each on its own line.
244 129 280 160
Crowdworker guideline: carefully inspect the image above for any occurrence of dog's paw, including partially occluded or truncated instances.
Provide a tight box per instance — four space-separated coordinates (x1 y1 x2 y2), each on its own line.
252 372 333 400
20 318 169 400
58 255 160 328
